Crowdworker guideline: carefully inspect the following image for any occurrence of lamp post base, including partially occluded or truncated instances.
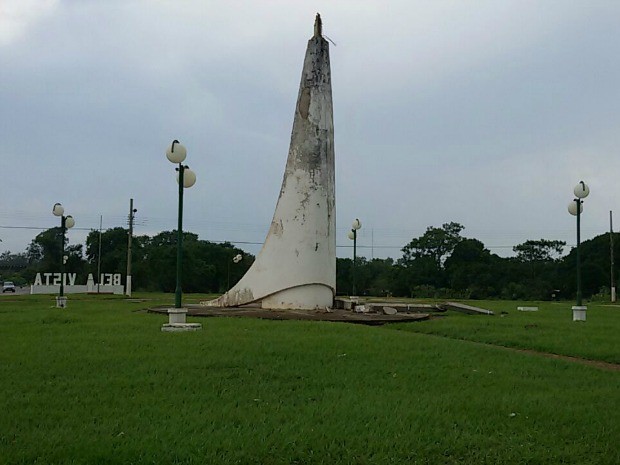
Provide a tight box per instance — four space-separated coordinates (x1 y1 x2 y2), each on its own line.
161 308 202 332
572 305 587 322
167 307 188 324
161 323 202 332
55 296 67 308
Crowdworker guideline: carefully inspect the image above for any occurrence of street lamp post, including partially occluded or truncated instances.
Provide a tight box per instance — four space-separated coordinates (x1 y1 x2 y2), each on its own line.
126 198 137 296
228 253 243 289
162 140 199 331
166 140 196 309
568 181 590 321
52 203 75 308
347 218 362 296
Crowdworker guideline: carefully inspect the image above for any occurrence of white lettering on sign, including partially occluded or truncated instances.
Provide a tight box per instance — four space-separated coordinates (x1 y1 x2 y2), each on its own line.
100 273 122 285
33 272 124 287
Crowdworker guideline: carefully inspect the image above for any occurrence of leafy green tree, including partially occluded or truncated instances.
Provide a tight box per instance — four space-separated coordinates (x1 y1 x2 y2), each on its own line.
337 257 398 297
203 241 252 293
0 251 29 270
396 222 465 291
0 251 30 285
25 228 85 276
364 258 396 297
506 239 566 300
558 232 620 299
136 231 198 291
26 227 63 269
446 238 491 266
65 244 87 280
388 264 412 297
336 257 353 295
135 231 252 293
85 227 131 275
445 239 493 294
513 239 566 262
401 222 464 269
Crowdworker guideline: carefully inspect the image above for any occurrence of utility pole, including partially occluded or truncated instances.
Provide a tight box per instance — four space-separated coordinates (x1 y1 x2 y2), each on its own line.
126 199 137 296
611 211 616 302
97 215 102 293
371 228 374 260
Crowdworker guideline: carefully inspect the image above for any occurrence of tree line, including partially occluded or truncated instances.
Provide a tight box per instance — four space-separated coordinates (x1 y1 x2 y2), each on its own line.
0 227 252 293
338 222 616 301
1 222 617 301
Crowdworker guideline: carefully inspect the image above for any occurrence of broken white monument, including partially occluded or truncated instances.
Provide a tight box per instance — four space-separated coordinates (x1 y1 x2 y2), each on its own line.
204 14 335 310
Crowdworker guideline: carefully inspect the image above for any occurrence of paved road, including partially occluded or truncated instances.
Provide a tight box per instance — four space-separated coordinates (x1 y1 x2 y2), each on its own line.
0 286 30 296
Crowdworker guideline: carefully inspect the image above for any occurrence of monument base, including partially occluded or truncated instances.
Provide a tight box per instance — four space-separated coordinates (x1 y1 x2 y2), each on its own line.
55 296 67 308
572 305 587 322
261 285 334 310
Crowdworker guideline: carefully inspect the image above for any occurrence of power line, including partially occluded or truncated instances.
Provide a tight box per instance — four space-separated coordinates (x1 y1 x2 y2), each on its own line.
0 225 94 231
0 224 584 253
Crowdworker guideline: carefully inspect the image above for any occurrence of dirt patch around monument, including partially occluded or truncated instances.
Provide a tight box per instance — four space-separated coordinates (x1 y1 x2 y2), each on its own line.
147 305 431 325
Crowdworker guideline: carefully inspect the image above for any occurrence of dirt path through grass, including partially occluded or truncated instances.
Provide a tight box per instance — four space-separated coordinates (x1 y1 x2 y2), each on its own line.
411 331 620 372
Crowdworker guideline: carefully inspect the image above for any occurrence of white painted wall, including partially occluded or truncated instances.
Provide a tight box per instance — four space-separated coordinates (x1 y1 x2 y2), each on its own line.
30 285 124 295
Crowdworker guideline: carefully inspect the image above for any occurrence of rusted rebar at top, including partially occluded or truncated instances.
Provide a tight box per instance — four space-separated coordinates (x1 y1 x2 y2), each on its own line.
314 13 322 37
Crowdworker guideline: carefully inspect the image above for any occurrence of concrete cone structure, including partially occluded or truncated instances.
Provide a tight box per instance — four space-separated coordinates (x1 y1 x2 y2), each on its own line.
205 14 335 310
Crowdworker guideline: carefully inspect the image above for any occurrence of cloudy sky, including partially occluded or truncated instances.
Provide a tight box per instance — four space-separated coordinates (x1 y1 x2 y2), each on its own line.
1 0 619 260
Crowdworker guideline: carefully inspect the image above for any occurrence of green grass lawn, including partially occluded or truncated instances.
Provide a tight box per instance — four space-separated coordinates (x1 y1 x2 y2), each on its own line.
1 295 619 464
392 300 620 364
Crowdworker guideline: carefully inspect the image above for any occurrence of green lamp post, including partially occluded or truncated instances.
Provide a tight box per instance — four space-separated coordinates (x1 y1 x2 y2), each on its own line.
347 218 362 296
166 140 196 309
52 203 75 308
568 181 589 321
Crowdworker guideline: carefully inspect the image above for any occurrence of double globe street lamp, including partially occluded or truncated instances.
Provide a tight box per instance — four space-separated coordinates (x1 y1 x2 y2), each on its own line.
568 181 590 321
162 139 201 331
52 203 75 308
347 218 362 296
165 140 197 327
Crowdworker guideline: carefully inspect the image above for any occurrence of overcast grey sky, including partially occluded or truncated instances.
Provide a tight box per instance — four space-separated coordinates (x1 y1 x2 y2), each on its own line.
1 0 619 260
